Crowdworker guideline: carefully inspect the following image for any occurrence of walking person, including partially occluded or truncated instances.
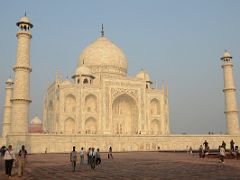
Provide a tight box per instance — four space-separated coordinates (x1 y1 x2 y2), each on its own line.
87 147 91 165
222 141 226 150
90 147 96 169
186 145 189 154
80 147 84 165
189 146 193 155
230 139 235 151
17 145 27 177
96 148 101 165
219 145 225 163
199 145 204 158
4 145 15 177
108 146 113 159
70 146 77 172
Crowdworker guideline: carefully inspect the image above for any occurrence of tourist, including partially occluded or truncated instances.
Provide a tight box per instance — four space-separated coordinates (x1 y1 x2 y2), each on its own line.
17 145 27 177
189 146 193 155
232 146 240 159
0 145 6 156
80 147 84 165
70 146 77 172
199 145 204 158
186 145 189 153
222 141 226 150
4 145 15 177
219 145 225 163
96 148 101 165
87 147 92 165
108 146 113 159
203 140 208 150
230 139 235 151
203 140 209 155
91 147 96 169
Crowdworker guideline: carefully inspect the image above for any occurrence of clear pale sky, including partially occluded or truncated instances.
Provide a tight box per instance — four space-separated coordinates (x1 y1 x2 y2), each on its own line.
1 0 240 134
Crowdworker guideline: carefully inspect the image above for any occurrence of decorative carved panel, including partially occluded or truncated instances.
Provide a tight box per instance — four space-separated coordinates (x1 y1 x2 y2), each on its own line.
111 88 138 102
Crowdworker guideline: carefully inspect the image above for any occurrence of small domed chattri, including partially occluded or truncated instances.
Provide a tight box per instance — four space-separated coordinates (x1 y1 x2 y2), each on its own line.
223 50 231 58
31 116 42 124
221 50 232 60
136 69 151 82
75 66 91 76
16 13 33 28
6 78 13 84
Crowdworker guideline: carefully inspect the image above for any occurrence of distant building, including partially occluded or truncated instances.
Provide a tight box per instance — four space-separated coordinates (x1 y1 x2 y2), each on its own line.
29 116 43 133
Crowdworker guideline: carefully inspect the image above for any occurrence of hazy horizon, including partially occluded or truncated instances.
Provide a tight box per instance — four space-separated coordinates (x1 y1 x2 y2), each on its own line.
1 0 240 134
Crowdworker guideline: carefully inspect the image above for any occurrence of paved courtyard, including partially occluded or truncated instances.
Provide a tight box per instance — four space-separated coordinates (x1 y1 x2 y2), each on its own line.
1 152 240 179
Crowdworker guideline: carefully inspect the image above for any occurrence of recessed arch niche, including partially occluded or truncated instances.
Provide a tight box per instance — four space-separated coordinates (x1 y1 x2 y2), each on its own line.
112 94 138 134
64 94 76 113
85 94 97 113
85 117 97 134
150 119 160 134
150 98 160 115
64 118 75 134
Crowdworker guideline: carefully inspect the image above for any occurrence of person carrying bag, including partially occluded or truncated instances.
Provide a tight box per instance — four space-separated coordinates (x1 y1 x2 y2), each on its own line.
4 145 16 177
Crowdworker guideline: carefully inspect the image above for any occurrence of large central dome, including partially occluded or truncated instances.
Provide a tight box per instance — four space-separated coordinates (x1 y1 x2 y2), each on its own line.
77 37 128 76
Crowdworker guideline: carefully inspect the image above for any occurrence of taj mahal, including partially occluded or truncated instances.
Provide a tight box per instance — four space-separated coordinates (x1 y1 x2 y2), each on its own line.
1 15 240 153
42 25 170 136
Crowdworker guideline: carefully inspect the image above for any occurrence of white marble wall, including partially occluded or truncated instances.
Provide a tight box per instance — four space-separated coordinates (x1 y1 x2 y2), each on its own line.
3 134 240 153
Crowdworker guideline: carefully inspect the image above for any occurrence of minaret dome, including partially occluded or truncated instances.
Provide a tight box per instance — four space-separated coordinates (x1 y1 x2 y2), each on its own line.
221 50 232 62
16 14 33 30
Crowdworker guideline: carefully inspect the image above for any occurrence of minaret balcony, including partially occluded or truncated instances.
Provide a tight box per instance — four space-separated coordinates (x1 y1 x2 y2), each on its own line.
16 31 32 38
13 66 32 72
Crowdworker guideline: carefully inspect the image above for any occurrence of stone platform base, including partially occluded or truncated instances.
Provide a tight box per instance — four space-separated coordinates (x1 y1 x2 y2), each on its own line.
1 134 240 153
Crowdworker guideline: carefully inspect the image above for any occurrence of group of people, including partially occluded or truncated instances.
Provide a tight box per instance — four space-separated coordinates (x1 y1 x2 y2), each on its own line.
198 140 210 158
70 146 102 172
0 144 27 178
197 139 240 163
70 146 114 172
218 140 240 163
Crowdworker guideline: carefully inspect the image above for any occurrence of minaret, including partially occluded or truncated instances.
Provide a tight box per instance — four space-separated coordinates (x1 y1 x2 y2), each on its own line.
2 78 14 137
11 14 33 134
221 50 239 134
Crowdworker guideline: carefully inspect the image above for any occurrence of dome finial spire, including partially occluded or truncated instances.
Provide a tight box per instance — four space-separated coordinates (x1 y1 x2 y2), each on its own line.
101 24 104 37
24 11 27 16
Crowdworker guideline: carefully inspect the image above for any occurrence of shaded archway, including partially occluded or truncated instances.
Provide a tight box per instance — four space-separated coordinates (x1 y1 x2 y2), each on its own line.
85 117 97 134
85 94 97 113
64 118 75 134
64 94 76 113
112 94 138 134
150 98 160 115
150 119 160 134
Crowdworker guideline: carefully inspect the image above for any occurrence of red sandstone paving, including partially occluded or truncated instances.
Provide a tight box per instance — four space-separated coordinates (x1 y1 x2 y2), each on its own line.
1 152 240 180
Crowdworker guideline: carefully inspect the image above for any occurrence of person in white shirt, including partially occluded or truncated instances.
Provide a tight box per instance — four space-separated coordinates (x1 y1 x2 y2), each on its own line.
4 145 15 177
219 145 225 163
80 147 84 164
96 148 101 165
92 148 97 157
108 146 113 159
